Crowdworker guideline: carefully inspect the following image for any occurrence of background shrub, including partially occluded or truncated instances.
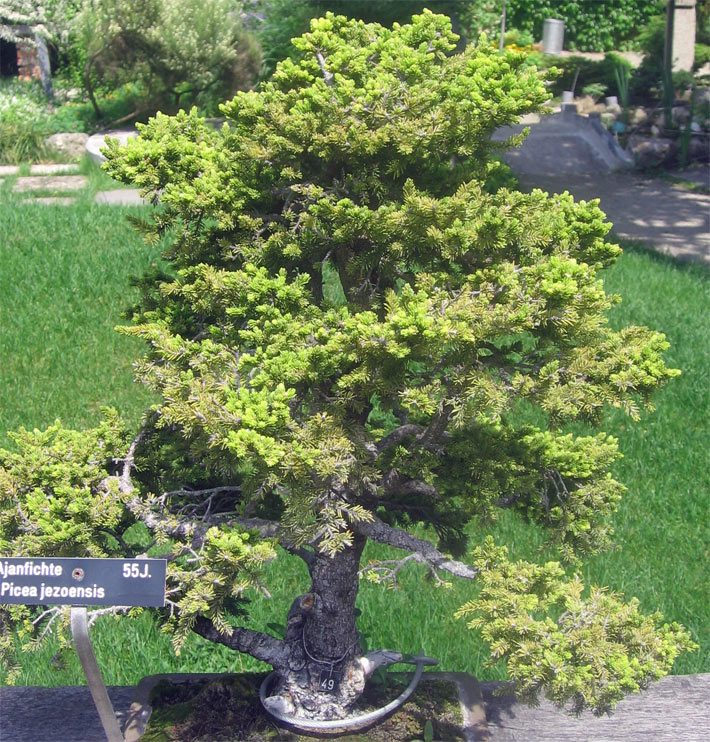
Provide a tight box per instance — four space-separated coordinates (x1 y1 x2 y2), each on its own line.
75 0 261 119
250 1 501 75
507 0 663 52
0 81 52 163
525 51 634 98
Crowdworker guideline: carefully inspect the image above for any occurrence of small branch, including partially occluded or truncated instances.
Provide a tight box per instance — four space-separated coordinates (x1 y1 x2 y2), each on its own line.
193 615 287 668
102 106 150 130
164 485 241 499
316 52 334 86
87 606 131 627
37 607 64 641
359 554 418 588
417 404 453 449
117 418 155 497
354 517 478 580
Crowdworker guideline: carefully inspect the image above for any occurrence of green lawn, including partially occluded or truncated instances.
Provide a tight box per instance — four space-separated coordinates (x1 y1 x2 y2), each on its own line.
0 197 707 685
0 195 159 442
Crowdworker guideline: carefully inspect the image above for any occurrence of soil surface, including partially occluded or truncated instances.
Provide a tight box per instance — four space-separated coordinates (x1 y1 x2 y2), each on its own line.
141 673 464 741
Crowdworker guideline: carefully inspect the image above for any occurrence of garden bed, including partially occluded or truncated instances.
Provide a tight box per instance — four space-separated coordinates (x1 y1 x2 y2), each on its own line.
130 672 473 741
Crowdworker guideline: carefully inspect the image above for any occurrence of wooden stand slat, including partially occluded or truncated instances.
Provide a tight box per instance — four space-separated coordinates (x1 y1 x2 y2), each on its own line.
480 674 709 741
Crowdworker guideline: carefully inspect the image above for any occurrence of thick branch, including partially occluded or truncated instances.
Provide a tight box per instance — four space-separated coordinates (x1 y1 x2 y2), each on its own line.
388 479 439 499
118 423 148 496
376 424 424 453
126 502 281 546
374 412 452 459
417 404 453 449
193 615 287 668
354 517 478 580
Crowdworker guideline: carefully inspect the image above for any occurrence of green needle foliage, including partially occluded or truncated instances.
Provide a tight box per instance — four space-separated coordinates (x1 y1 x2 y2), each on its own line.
457 538 693 711
0 12 696 713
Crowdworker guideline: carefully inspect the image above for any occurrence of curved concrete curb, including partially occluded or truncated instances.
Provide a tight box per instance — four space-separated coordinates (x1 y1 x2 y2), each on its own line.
86 130 138 164
495 107 633 175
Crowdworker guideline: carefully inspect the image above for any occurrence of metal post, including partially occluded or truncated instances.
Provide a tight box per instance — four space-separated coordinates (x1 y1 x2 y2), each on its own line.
664 0 675 75
499 0 507 53
34 33 53 100
70 607 125 742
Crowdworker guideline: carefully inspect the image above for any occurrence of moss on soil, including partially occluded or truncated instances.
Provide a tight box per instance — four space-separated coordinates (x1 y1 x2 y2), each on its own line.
141 672 464 741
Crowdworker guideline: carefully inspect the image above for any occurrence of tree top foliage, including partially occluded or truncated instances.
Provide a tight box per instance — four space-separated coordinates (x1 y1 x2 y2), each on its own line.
105 11 676 560
0 12 694 712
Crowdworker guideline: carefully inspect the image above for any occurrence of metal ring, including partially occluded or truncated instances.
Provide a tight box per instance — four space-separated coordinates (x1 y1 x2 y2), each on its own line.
259 655 437 736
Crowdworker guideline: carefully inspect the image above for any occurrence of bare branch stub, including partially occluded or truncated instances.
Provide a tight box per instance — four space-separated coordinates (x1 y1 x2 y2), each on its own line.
316 52 334 86
354 516 478 581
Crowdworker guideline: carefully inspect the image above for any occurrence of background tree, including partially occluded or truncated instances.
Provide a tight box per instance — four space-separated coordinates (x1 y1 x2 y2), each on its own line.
0 11 694 722
248 0 501 74
73 0 261 120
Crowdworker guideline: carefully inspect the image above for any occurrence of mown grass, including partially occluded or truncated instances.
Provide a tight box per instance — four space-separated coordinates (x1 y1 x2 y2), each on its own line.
0 196 160 443
0 204 707 685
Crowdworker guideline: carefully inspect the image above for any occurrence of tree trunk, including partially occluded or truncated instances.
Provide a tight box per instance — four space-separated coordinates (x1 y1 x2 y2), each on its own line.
263 534 368 720
83 58 103 120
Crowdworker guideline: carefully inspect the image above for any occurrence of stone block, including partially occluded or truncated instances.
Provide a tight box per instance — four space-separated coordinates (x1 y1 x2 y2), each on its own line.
14 175 88 192
45 133 89 161
629 107 649 127
627 135 677 168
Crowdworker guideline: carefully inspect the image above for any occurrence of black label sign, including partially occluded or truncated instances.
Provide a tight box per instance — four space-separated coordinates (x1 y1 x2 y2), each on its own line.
318 670 341 694
0 557 167 607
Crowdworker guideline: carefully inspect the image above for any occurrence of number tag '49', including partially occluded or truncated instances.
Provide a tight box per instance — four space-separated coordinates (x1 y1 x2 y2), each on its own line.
319 670 341 694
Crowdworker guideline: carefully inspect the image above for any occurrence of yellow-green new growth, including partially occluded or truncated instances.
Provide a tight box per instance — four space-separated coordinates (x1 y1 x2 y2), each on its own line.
0 11 693 719
457 539 697 712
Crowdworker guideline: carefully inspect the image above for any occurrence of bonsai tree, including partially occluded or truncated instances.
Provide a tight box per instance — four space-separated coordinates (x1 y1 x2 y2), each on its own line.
0 11 694 722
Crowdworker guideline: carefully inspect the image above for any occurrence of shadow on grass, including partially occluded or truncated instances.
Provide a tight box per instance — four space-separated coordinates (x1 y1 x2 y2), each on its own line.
614 235 709 273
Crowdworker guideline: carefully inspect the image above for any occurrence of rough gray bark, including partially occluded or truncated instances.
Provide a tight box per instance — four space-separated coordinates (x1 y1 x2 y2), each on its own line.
118 427 473 720
192 616 288 668
263 535 368 720
355 516 478 580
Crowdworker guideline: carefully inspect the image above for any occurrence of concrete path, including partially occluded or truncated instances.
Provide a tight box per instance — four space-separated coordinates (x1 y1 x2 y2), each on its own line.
499 112 710 265
0 164 80 177
515 171 710 265
0 163 145 206
13 176 88 193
